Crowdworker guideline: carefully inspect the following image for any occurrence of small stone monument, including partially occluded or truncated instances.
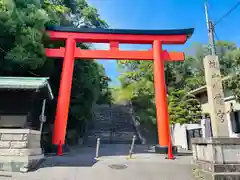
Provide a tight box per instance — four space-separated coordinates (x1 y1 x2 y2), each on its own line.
192 56 240 180
0 77 53 172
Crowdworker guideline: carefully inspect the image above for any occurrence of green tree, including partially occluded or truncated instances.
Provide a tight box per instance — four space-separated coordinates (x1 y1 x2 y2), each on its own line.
168 90 202 124
0 0 112 148
115 41 236 126
224 49 240 102
96 64 112 105
182 41 237 90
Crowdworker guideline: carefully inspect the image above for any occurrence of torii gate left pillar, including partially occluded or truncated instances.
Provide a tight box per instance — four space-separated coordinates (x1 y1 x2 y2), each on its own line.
45 26 194 155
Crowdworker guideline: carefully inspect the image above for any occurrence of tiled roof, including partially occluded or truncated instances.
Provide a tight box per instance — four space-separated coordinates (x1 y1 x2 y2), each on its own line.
0 77 54 99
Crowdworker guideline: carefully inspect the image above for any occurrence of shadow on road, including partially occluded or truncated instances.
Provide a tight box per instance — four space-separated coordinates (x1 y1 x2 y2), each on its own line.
34 156 98 171
35 144 192 171
35 150 98 170
91 144 155 157
35 144 153 170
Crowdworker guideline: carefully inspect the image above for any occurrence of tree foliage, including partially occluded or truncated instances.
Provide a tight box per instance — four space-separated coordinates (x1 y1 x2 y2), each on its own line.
0 0 112 148
168 90 202 124
224 49 240 102
115 40 240 126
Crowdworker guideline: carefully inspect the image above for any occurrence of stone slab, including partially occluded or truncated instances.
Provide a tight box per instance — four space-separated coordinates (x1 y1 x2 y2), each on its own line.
10 141 28 149
0 140 40 149
0 134 25 141
0 133 41 142
0 154 44 162
0 129 41 134
0 148 42 156
0 141 10 148
192 137 240 145
194 160 240 173
193 168 240 180
28 135 41 142
28 141 41 149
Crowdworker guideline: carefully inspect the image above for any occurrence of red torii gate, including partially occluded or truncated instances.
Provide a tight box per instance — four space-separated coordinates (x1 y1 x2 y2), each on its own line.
45 26 194 154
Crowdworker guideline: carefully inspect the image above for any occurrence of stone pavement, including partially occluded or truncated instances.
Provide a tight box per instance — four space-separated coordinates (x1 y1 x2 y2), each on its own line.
0 145 194 180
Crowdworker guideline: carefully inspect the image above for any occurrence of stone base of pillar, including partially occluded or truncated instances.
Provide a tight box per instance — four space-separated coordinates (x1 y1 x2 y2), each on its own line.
192 137 240 180
0 129 44 172
154 145 178 154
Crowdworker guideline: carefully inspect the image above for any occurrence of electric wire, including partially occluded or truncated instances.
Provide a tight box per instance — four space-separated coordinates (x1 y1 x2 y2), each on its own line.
214 1 240 26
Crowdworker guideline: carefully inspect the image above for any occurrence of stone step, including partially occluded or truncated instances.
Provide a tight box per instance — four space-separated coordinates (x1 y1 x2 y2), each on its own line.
86 137 139 142
94 113 131 117
85 139 141 145
87 132 137 137
86 134 136 138
93 124 133 127
86 132 137 137
86 138 138 143
89 104 141 145
88 129 136 132
90 126 135 129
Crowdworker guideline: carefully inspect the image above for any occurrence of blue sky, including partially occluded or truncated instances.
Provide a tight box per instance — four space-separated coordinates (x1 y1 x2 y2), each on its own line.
88 0 240 86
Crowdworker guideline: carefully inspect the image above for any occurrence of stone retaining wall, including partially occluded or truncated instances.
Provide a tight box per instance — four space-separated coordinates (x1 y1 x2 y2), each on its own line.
0 129 44 172
192 137 240 180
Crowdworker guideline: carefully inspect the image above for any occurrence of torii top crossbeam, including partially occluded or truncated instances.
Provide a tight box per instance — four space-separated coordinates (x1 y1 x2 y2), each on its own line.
46 26 193 43
46 26 193 61
45 26 194 153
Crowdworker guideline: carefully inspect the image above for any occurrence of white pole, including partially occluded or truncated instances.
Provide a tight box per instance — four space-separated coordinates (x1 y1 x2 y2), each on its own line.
95 138 100 159
39 99 46 133
129 135 136 158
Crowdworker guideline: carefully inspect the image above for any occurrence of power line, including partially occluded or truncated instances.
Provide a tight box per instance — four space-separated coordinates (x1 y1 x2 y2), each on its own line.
214 1 240 26
213 30 220 41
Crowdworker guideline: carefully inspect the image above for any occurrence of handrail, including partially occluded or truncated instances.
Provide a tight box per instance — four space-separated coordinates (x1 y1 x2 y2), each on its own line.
128 100 146 144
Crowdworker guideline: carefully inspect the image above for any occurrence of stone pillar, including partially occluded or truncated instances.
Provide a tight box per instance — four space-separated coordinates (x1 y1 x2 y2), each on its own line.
203 55 229 137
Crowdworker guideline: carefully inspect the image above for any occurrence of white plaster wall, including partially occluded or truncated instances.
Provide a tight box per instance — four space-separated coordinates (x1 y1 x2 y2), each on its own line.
185 124 202 130
171 123 201 150
172 123 187 149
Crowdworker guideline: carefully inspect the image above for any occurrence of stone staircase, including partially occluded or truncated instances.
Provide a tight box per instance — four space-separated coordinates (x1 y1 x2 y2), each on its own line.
85 104 141 145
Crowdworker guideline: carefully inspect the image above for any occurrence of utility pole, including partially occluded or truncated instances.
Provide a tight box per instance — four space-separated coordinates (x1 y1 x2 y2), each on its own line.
204 0 216 55
203 0 229 137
